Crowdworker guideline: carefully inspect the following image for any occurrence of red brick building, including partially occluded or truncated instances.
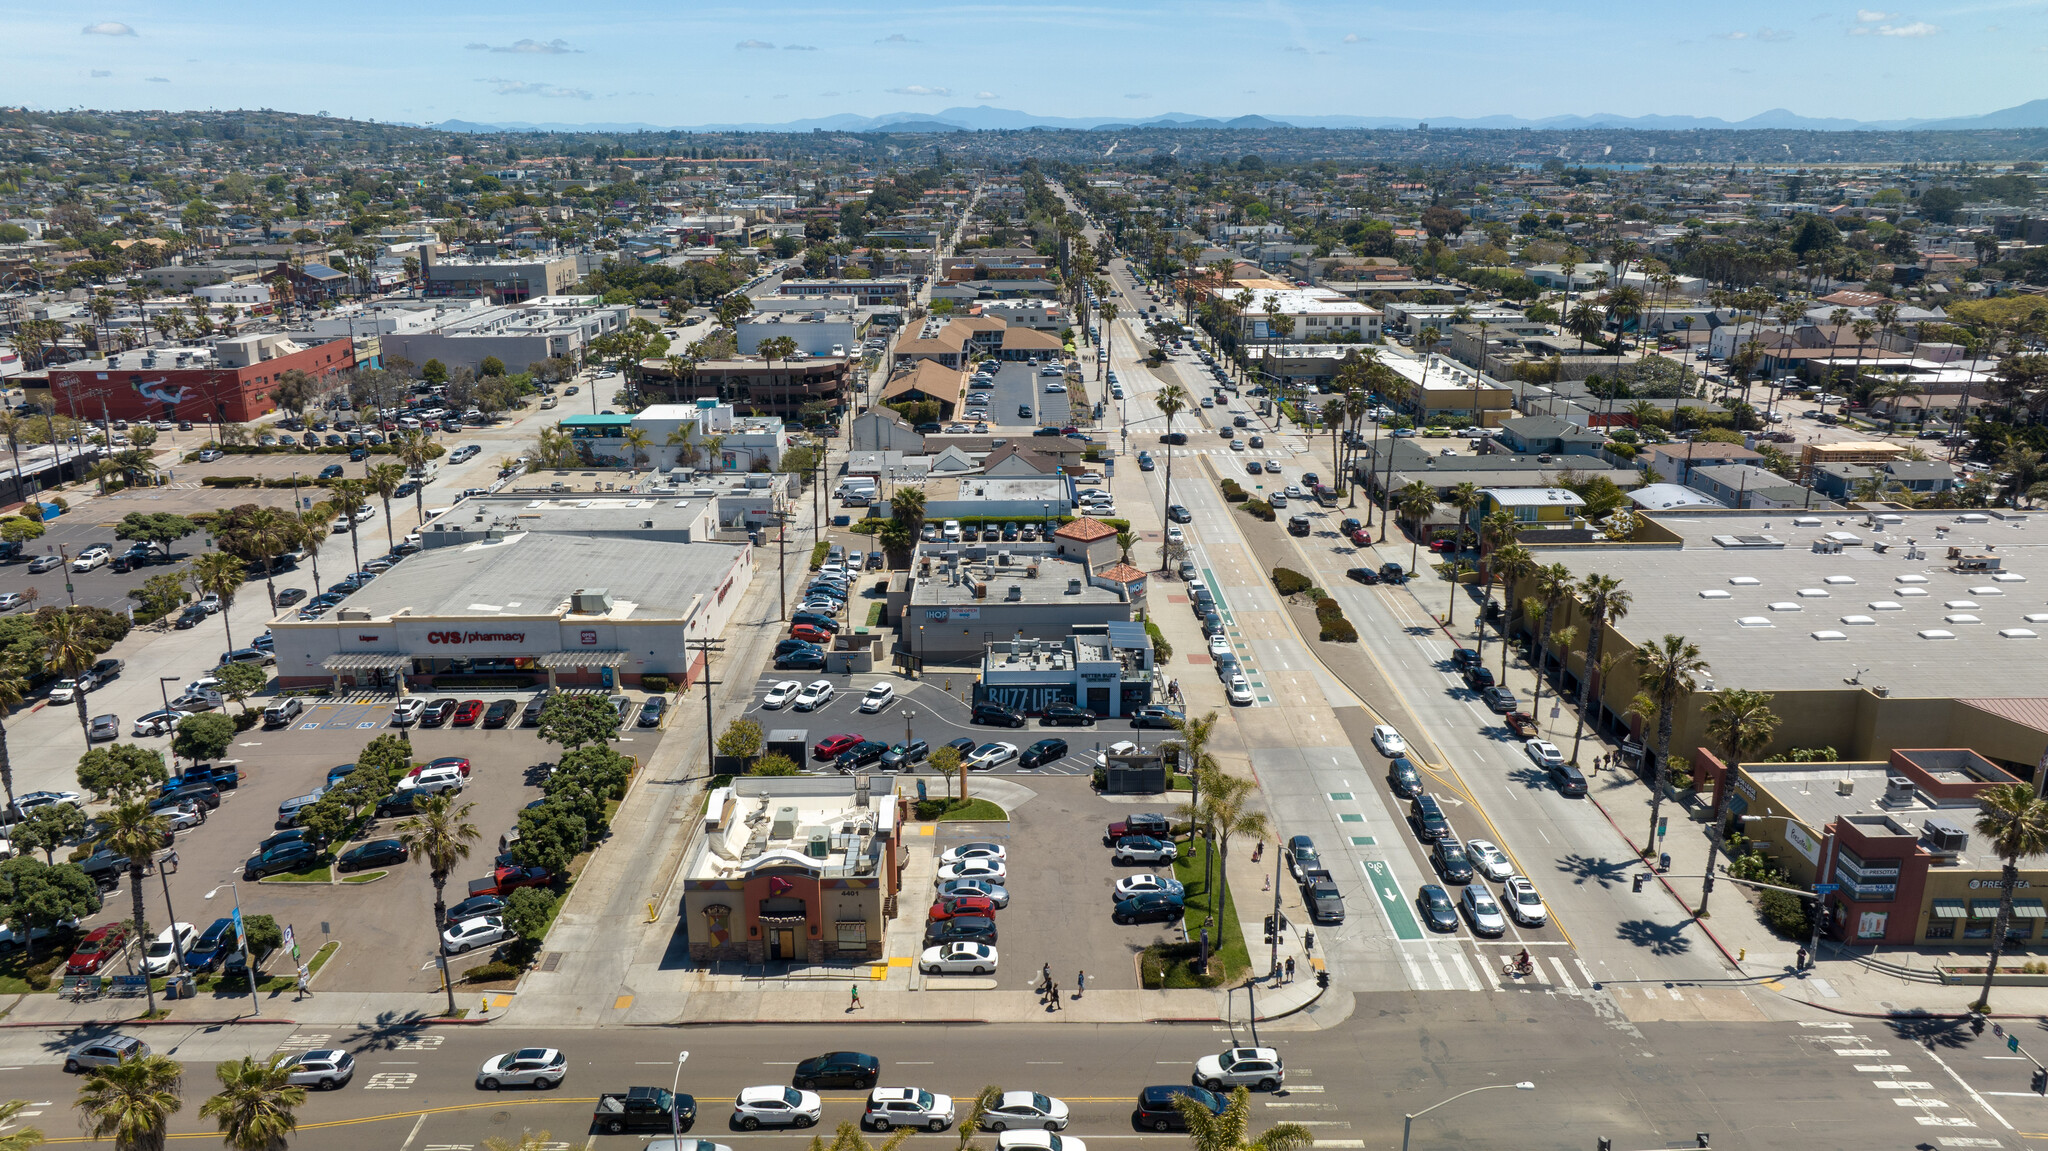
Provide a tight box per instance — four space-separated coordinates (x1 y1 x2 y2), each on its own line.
49 335 355 425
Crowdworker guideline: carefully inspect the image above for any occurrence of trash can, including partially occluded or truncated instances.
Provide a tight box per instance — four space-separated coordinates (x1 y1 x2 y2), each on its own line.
165 975 195 1000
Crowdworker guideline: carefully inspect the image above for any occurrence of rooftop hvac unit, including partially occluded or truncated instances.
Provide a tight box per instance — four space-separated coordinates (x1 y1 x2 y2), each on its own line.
1007 584 1022 601
805 830 830 859
1067 578 1083 595
770 805 799 840
1881 776 1916 807
1921 818 1968 854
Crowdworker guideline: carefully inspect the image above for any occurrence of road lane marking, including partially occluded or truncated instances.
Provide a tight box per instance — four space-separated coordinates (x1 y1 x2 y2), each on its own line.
1362 859 1423 940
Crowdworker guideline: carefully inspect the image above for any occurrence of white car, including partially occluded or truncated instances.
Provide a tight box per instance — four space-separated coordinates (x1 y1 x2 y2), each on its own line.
1113 873 1186 900
70 550 108 572
966 742 1018 770
141 922 195 976
995 1134 1084 1151
1524 740 1565 768
1166 524 1185 544
1225 674 1254 706
1466 839 1515 883
733 1085 822 1129
981 1090 1070 1131
920 941 999 975
940 841 1007 865
283 1049 355 1090
864 1086 956 1132
441 915 512 955
936 857 1009 885
1194 1047 1286 1092
793 680 835 711
1207 635 1233 658
1044 382 1067 393
477 1048 567 1090
762 680 801 709
1371 724 1408 757
132 709 190 738
1503 875 1548 926
48 679 80 704
1112 836 1178 864
159 803 205 832
390 698 427 726
859 683 896 713
397 765 463 797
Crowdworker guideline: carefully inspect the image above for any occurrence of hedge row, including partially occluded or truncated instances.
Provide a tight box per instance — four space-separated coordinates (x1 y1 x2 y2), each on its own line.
1239 499 1275 522
1219 480 1247 503
201 476 354 490
1271 567 1314 596
1316 595 1358 643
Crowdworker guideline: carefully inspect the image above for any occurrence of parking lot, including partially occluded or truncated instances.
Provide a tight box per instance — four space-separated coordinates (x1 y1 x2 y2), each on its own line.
928 777 1187 992
95 690 669 997
964 361 1074 432
744 669 1166 777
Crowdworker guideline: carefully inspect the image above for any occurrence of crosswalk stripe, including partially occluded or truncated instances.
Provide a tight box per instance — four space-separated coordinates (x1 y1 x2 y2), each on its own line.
1575 959 1596 986
1425 948 1452 990
1450 951 1481 992
1549 957 1577 993
1401 953 1429 990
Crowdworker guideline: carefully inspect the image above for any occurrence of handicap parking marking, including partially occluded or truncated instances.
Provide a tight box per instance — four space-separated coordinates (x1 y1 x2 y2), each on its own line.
356 721 382 729
296 721 322 730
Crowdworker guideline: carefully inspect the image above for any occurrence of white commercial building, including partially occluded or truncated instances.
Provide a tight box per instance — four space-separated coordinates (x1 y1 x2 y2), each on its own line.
1233 287 1382 343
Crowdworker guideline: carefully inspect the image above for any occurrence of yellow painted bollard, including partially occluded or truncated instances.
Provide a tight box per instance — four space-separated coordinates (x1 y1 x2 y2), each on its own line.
1737 948 1746 963
647 899 658 923
480 996 489 1017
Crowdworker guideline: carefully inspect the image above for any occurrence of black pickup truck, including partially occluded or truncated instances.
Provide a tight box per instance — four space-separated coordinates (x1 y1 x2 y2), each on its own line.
592 1087 696 1134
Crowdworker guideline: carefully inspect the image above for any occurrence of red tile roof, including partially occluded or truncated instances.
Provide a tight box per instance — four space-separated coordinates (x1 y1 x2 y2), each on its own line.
1055 517 1118 543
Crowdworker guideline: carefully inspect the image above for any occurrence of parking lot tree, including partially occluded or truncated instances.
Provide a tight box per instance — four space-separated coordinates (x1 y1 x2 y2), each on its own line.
199 1052 307 1151
37 607 107 742
114 512 197 559
0 653 24 816
396 794 479 1016
364 464 406 550
550 744 632 801
748 753 800 777
499 886 557 949
212 662 266 717
356 733 414 781
0 854 100 963
12 799 87 864
76 744 168 804
210 503 297 613
421 359 447 386
129 571 190 621
272 368 320 417
191 551 244 655
102 799 171 1014
537 693 619 751
0 517 43 546
511 803 586 877
238 912 283 968
297 792 359 853
172 713 237 763
717 717 764 764
927 743 964 799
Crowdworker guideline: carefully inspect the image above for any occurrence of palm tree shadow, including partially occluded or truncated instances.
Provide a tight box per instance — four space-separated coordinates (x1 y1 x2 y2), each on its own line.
1556 852 1636 889
1887 1012 1974 1050
1616 918 1693 957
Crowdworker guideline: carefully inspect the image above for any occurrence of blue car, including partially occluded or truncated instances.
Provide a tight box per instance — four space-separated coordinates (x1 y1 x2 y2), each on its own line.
184 917 240 971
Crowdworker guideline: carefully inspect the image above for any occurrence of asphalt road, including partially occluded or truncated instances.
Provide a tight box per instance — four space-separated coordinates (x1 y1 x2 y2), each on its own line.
0 1003 2010 1149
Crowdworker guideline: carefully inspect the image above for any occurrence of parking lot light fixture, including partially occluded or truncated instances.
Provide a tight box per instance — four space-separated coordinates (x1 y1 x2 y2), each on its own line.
670 1051 690 1141
203 880 262 1014
1401 1083 1535 1151
159 675 179 711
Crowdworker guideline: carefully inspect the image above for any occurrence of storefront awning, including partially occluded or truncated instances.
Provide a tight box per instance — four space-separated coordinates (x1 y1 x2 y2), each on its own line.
2013 899 2046 919
1931 899 1968 918
538 650 629 669
1970 900 2004 919
322 652 411 673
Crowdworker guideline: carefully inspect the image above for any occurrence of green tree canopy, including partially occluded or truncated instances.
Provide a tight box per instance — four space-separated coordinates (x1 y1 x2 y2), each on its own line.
11 800 87 863
76 743 168 803
171 713 237 762
537 694 618 750
0 855 100 963
114 512 197 557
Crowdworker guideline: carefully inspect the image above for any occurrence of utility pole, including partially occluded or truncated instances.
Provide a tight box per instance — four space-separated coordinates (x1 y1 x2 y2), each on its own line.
686 637 726 779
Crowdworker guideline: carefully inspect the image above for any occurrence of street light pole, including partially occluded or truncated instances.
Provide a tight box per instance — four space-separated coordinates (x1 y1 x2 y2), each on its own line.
670 1050 691 1145
204 880 261 1016
1401 1083 1536 1151
158 675 179 712
157 866 188 976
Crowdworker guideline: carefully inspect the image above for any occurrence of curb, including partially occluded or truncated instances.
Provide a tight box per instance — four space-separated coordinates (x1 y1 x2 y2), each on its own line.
1580 787 1747 972
651 1019 990 1027
0 1016 296 1028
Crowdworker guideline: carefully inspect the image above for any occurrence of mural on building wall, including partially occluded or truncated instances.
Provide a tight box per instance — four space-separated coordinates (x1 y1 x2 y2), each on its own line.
132 376 196 406
979 683 1077 713
703 903 732 948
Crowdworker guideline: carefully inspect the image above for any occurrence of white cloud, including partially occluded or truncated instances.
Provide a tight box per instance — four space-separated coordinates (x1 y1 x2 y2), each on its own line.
783 44 817 51
468 38 580 54
736 39 775 50
975 91 998 99
1857 8 1894 20
1282 45 1308 52
875 33 916 44
483 78 592 99
1852 19 1939 35
1342 33 1362 43
1756 27 1794 41
145 76 168 82
886 85 949 96
1720 30 1749 39
81 21 134 35
89 69 111 78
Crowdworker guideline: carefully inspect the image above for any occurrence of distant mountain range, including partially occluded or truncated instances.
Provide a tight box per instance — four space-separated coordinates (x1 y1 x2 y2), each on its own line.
430 99 2048 135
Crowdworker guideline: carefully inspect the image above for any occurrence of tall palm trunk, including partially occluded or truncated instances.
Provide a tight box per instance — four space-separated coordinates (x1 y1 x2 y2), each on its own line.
431 872 455 1016
126 860 156 1015
1645 700 1677 848
1569 602 1607 765
0 713 17 818
1977 863 2021 1010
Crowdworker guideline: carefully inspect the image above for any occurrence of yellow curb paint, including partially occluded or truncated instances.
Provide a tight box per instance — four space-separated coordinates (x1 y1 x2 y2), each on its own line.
888 957 913 967
920 825 936 836
613 994 635 1010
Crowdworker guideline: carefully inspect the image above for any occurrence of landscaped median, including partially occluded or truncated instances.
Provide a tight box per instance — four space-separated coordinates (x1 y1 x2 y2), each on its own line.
1270 567 1357 642
1141 839 1249 989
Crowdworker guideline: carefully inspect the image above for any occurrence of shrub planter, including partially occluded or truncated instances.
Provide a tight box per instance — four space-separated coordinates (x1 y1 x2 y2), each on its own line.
1936 965 2048 987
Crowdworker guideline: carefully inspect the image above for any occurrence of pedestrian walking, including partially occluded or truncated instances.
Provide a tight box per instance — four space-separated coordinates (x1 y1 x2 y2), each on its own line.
1076 970 1085 999
1041 962 1051 992
1285 957 1295 984
850 983 862 1011
163 849 179 875
295 968 312 999
1263 873 1270 891
1048 982 1061 1010
1251 841 1264 863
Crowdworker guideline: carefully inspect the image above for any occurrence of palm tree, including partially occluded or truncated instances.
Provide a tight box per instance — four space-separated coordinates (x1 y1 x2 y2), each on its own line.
1184 764 1267 915
1634 633 1709 849
364 463 407 549
398 794 480 1016
621 428 652 471
0 654 28 819
1971 783 2048 1011
328 479 368 576
75 1053 184 1151
294 509 331 592
393 432 436 527
193 551 245 655
1567 573 1631 766
1698 688 1782 914
1442 483 1484 626
199 1054 306 1151
1396 480 1437 575
1489 541 1537 682
664 422 699 470
103 799 171 1014
0 1098 45 1151
1155 383 1189 571
1527 563 1576 715
1169 1086 1311 1151
37 608 102 741
1115 529 1137 565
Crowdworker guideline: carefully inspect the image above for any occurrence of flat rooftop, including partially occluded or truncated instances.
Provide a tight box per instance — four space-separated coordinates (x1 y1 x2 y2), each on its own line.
1535 508 2048 699
326 532 742 622
911 559 1124 608
1748 763 1991 866
691 776 896 881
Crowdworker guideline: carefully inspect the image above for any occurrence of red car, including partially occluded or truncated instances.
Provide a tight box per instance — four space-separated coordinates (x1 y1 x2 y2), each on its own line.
1429 539 1457 553
790 624 832 644
467 865 552 898
1348 528 1372 547
929 895 997 921
414 756 471 779
452 700 485 726
66 922 132 975
813 733 863 760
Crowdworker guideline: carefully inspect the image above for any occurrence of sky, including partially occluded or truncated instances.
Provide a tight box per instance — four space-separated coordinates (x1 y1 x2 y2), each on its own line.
6 0 2048 128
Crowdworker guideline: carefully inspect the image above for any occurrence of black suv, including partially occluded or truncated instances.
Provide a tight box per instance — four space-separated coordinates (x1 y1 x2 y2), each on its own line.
1041 702 1096 727
1379 562 1407 584
834 741 889 770
1411 794 1451 842
1449 647 1481 671
1020 738 1068 768
793 1052 880 1090
1388 757 1423 798
1549 762 1588 797
1462 665 1496 691
972 702 1026 728
923 916 998 946
1432 839 1473 884
1480 686 1517 714
1133 1086 1225 1132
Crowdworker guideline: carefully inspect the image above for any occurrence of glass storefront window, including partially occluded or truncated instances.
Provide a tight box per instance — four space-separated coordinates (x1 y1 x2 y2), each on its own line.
1926 919 1955 940
1964 918 1995 940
